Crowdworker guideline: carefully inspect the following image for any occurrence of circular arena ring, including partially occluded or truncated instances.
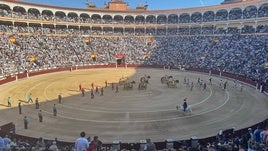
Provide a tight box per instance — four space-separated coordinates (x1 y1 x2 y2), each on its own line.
0 66 267 144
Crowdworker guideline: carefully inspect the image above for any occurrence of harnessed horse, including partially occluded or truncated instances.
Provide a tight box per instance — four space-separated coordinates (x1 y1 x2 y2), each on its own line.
176 104 192 113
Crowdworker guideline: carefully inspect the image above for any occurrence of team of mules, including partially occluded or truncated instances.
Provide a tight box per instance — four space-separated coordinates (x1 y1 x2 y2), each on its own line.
123 81 136 90
161 75 179 88
120 75 181 90
119 75 191 114
118 75 151 90
138 75 150 90
119 76 128 85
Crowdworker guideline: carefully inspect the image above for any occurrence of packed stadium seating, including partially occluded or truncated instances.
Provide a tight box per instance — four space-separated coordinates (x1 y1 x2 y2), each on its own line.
0 0 267 150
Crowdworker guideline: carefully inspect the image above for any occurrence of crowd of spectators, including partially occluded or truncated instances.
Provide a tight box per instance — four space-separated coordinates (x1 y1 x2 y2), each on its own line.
203 125 268 151
1 24 268 36
0 25 267 84
0 134 73 150
243 7 258 19
150 35 268 82
203 11 214 22
215 11 228 21
229 9 243 20
191 13 202 23
0 123 267 150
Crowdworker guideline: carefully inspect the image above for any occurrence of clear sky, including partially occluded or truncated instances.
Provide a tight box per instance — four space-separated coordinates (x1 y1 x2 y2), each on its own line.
20 0 224 10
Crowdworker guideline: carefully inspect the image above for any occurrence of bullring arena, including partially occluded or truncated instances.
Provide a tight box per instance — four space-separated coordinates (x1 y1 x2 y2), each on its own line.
0 0 268 150
0 66 267 143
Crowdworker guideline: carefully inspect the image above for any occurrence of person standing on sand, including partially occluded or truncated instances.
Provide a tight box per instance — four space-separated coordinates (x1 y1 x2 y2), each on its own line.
53 104 57 116
105 80 108 87
38 110 43 122
91 82 94 89
100 87 104 96
23 116 28 129
28 93 33 103
58 93 62 103
35 98 39 109
81 88 85 97
18 102 22 114
79 83 82 91
90 89 94 99
7 97 11 107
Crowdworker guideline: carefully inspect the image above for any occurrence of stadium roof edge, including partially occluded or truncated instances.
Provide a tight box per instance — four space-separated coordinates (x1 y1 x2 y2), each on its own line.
1 0 266 14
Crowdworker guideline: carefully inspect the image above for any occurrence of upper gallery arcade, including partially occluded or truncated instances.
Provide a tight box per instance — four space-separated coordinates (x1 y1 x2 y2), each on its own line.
0 0 267 32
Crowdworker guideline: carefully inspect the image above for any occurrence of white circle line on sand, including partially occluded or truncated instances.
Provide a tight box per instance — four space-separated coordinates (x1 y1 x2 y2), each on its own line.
56 88 211 113
41 89 230 123
44 81 57 101
25 82 45 102
198 91 245 127
42 76 213 114
56 89 212 114
44 85 212 114
191 86 212 107
119 92 153 98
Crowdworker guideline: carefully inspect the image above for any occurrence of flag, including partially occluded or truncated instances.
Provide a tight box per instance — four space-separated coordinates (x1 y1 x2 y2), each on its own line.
84 37 90 45
90 54 96 61
28 55 36 62
200 56 205 60
115 54 125 65
144 52 150 59
115 54 125 59
146 36 153 45
9 35 20 46
9 35 16 43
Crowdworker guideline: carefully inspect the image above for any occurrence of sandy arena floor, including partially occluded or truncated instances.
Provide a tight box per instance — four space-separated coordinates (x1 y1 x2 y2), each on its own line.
0 68 267 143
